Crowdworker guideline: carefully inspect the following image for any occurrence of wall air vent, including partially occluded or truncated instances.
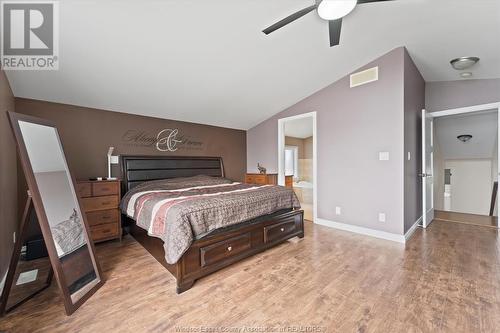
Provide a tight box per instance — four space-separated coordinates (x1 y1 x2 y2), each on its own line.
350 66 379 88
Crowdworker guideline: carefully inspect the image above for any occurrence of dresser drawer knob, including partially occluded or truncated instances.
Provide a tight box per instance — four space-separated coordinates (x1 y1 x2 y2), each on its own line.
280 228 285 232
227 246 232 252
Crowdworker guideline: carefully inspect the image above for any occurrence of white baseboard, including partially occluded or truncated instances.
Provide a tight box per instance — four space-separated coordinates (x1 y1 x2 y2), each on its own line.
315 218 406 243
405 216 422 241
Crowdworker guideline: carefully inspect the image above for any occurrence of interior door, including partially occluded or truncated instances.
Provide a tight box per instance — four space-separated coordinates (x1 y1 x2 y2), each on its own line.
422 109 435 228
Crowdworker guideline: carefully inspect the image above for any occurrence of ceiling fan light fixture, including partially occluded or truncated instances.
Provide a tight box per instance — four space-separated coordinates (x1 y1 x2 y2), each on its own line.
318 0 357 20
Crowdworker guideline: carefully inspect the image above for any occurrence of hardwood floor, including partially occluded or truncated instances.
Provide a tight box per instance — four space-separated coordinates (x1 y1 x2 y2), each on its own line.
435 210 499 228
1 220 500 332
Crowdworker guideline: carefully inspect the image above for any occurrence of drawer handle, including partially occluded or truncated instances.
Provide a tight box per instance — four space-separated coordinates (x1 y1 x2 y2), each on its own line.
280 228 285 232
227 246 232 252
102 229 111 233
101 201 111 205
101 215 111 219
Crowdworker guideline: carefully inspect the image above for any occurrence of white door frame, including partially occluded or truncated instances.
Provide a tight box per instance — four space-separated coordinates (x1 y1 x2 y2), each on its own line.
422 109 435 228
424 102 500 226
278 112 317 223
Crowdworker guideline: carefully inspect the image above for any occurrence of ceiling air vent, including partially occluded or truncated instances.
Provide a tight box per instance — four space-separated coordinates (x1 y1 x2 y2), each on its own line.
350 66 378 88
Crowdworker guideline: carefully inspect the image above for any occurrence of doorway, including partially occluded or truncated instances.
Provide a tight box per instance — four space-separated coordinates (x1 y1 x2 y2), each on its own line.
278 112 317 222
422 103 500 228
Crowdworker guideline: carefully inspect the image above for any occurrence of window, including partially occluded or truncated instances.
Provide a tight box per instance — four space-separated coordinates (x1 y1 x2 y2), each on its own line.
284 146 298 179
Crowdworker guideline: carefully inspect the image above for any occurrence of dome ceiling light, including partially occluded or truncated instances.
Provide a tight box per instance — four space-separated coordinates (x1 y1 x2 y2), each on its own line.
450 57 480 70
457 134 473 143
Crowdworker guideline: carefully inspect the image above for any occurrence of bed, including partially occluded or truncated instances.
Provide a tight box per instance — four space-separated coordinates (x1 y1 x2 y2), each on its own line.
120 155 304 293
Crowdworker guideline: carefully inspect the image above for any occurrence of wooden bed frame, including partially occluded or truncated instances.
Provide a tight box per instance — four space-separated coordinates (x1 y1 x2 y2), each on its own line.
120 155 304 293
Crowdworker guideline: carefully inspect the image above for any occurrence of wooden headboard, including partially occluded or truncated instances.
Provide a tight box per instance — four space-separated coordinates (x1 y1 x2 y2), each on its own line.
120 155 225 194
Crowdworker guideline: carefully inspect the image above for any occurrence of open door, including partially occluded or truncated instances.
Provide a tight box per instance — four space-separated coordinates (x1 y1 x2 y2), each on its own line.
422 109 435 228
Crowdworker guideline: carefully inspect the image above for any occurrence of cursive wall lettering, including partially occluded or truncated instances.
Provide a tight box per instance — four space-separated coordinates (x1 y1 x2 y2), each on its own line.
121 129 204 152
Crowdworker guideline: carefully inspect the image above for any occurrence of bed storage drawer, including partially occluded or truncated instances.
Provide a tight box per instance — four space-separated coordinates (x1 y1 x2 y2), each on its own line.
200 233 252 267
90 222 120 241
264 218 298 244
86 209 119 227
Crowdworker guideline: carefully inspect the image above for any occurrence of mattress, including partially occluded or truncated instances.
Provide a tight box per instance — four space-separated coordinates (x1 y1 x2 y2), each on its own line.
121 175 300 264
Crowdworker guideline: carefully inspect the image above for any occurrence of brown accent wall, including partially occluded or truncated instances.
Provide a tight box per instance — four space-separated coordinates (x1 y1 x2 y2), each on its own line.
15 98 247 213
0 69 17 281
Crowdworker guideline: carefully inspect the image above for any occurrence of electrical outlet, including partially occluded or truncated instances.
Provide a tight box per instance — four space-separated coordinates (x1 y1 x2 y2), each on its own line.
335 207 342 215
378 213 386 223
110 155 119 164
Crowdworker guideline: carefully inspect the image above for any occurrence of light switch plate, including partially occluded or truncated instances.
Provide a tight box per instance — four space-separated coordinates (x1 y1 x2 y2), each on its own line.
407 152 411 161
378 213 386 223
379 152 390 161
335 207 341 215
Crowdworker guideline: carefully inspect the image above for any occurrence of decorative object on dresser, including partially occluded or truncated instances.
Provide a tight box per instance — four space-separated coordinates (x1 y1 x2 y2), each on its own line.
257 163 266 174
4 112 103 316
245 173 293 188
77 179 122 243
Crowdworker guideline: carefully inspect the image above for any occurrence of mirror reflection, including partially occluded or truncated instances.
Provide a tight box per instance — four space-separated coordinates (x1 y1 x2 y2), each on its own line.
18 121 99 302
1 206 52 313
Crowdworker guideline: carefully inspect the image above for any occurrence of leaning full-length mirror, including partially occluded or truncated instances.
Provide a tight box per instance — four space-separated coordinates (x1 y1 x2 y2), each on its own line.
0 198 52 315
7 112 103 315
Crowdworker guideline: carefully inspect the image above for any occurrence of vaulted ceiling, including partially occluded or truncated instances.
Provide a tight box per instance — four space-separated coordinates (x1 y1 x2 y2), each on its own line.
6 0 500 130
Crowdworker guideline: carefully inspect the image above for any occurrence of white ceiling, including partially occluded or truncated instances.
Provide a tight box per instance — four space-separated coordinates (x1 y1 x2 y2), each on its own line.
435 111 498 160
285 117 313 138
6 0 500 130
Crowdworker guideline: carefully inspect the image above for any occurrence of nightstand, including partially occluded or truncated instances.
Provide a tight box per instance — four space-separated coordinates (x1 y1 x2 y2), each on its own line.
76 179 122 243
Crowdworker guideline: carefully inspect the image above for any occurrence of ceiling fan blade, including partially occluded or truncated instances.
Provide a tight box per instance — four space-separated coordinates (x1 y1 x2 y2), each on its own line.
262 4 317 35
329 18 342 47
357 0 394 4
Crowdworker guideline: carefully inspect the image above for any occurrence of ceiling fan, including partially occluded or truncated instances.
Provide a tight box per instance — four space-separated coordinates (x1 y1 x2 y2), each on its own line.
262 0 394 47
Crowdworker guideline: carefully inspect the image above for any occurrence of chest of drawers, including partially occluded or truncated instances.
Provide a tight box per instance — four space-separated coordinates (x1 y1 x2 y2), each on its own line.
76 180 122 243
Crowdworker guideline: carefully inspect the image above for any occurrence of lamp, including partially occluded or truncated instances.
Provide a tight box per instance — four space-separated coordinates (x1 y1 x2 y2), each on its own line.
317 0 357 20
107 147 117 180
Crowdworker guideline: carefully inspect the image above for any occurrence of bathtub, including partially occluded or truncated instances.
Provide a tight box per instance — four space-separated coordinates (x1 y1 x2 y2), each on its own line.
293 181 313 204
293 180 313 189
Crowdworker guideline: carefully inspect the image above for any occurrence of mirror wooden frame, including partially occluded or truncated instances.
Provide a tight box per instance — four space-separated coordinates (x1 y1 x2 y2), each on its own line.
0 194 53 315
5 111 104 315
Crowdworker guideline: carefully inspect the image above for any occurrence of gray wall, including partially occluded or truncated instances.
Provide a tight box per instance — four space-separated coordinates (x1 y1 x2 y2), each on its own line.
426 79 500 112
403 49 425 232
0 69 17 282
248 47 407 235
